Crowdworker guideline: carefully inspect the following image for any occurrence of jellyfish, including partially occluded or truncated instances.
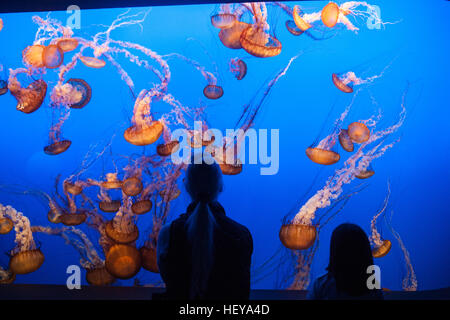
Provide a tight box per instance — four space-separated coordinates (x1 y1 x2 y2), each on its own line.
332 66 392 93
355 165 375 179
293 2 387 32
79 56 106 69
164 53 223 100
8 68 47 113
105 244 142 279
65 78 92 109
99 200 121 213
229 58 247 80
0 18 3 32
0 216 13 234
210 5 237 29
279 224 317 250
285 20 304 36
348 121 370 143
86 267 116 286
219 21 250 49
22 45 46 68
131 199 152 215
338 128 354 152
237 2 282 58
42 44 64 69
140 246 159 273
122 176 143 197
55 37 79 52
157 140 180 157
0 203 45 274
282 90 407 251
370 182 392 258
385 210 418 291
0 266 15 285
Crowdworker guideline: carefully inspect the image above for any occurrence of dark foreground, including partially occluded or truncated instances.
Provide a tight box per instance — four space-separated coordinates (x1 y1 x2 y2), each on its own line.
0 284 449 300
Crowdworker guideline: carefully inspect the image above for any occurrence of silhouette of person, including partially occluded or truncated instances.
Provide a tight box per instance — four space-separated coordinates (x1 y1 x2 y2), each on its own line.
156 157 253 300
307 223 383 300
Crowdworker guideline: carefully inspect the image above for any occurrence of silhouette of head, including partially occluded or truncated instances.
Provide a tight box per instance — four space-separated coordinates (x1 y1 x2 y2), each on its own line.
185 156 223 203
327 223 374 296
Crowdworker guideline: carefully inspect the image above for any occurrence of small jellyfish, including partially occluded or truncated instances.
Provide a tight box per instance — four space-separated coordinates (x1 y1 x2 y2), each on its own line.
101 173 123 189
122 177 143 197
66 78 92 109
355 168 375 179
348 122 370 143
240 25 282 58
321 2 340 28
105 244 142 279
105 221 139 244
203 84 224 100
0 18 3 32
44 140 72 155
156 140 180 157
59 211 87 226
140 246 159 273
42 44 64 69
159 189 181 202
9 249 45 274
22 45 45 68
338 129 354 152
372 239 392 258
230 58 247 80
0 80 8 96
305 147 340 165
80 56 106 69
47 210 62 224
99 200 121 213
86 266 115 286
220 162 243 175
219 21 250 49
131 199 152 215
285 20 304 36
10 79 47 114
63 181 83 195
211 13 236 29
56 38 79 53
279 224 317 250
293 6 312 31
332 73 353 93
0 217 13 234
124 121 164 146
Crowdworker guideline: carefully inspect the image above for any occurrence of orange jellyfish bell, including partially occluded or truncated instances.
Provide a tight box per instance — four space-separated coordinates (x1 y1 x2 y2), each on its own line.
355 169 375 179
44 140 72 155
157 140 180 157
47 209 61 224
56 37 78 52
203 84 224 99
232 59 247 80
66 78 92 109
99 200 121 213
60 211 87 226
372 239 392 258
122 177 143 197
124 121 164 146
321 2 340 28
218 21 250 49
279 224 317 250
101 174 122 189
80 56 106 69
0 80 8 96
105 221 139 244
348 122 370 143
285 20 304 36
131 199 152 215
22 45 45 68
105 244 141 279
86 266 115 286
332 73 353 93
42 44 64 69
306 147 340 165
240 25 282 58
293 5 312 31
211 13 236 29
140 246 159 273
64 181 83 195
0 18 3 32
9 249 45 274
0 217 13 234
338 129 354 152
0 272 15 285
10 79 47 114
